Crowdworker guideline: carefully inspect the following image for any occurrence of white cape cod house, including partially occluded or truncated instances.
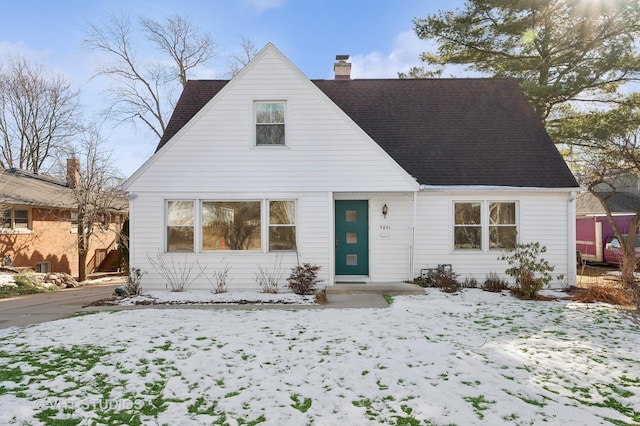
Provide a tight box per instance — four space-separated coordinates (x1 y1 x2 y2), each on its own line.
123 43 579 290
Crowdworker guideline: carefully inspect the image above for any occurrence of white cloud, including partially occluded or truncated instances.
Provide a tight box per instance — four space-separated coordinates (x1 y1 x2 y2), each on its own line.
349 30 428 79
349 30 482 79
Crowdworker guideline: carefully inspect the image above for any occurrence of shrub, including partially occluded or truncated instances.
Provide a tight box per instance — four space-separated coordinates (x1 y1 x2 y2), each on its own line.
462 277 478 289
287 263 321 295
409 276 432 288
482 272 510 292
253 256 285 294
211 264 231 294
14 274 39 288
124 267 144 295
433 267 460 293
498 242 555 300
410 265 459 292
148 253 202 292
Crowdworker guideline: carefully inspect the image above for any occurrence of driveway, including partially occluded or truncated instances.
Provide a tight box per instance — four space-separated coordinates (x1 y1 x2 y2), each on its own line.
0 281 122 329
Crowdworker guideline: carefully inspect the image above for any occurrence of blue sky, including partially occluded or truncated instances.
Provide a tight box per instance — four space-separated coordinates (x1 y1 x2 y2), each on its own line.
0 0 466 176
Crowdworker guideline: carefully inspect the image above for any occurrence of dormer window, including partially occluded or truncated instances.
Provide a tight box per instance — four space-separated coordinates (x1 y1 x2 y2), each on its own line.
255 101 285 146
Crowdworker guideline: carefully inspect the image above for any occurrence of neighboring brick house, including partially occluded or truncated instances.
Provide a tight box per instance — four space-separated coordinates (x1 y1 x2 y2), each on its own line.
0 161 126 278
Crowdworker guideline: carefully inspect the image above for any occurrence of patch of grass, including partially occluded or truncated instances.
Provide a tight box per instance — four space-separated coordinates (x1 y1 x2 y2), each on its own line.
376 379 388 391
0 274 53 298
383 294 394 304
290 393 312 413
34 408 83 425
571 395 640 423
463 395 496 420
188 397 220 416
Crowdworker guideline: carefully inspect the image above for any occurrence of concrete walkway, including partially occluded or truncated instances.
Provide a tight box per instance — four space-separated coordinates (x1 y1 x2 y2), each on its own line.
0 281 425 329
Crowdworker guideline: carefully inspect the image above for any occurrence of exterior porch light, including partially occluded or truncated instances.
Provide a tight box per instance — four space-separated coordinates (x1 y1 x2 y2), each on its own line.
382 204 388 218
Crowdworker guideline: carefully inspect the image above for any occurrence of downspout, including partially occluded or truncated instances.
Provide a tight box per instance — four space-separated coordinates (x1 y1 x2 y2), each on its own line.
568 191 577 287
410 191 417 280
328 191 334 286
128 193 137 270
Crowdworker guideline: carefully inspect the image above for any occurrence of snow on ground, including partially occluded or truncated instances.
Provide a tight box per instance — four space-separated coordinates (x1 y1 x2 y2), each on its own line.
0 289 639 425
117 290 317 306
0 274 16 287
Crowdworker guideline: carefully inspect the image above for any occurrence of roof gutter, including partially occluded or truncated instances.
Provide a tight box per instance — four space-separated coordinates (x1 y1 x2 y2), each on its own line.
419 185 579 193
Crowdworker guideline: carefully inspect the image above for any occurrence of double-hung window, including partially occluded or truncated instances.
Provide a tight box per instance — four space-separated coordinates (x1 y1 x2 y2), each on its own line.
255 102 285 146
269 201 296 251
489 202 517 249
1 208 31 231
454 202 482 250
454 201 517 251
167 200 194 252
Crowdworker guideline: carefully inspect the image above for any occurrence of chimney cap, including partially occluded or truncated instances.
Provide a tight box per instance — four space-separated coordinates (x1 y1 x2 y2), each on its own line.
335 54 349 61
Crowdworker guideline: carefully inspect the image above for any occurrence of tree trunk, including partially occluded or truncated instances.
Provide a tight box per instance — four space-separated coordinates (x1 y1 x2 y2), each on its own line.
77 213 88 282
620 213 640 286
78 249 87 283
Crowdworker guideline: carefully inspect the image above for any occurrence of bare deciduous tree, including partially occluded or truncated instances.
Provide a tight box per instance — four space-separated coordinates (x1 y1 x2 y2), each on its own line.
140 14 217 87
68 125 127 282
0 56 81 174
226 36 258 77
83 13 217 139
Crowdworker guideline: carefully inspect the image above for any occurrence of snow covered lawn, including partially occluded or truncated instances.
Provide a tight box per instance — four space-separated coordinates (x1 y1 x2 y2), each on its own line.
0 289 638 425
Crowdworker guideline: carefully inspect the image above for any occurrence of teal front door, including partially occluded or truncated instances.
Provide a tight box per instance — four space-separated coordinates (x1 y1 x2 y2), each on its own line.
335 200 369 276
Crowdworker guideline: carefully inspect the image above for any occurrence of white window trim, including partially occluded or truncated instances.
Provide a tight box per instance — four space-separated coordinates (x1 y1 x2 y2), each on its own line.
452 201 518 252
268 200 297 253
201 200 262 252
164 198 299 254
165 199 196 253
252 100 289 148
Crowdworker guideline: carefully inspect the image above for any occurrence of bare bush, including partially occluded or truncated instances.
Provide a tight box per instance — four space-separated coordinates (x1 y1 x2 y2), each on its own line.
148 253 201 292
198 260 231 294
253 256 285 294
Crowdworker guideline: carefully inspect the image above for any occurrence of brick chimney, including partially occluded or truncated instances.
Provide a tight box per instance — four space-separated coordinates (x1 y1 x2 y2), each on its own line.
334 54 351 80
66 157 80 188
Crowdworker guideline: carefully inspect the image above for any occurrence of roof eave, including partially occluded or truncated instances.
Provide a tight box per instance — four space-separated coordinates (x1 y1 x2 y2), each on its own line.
419 185 579 192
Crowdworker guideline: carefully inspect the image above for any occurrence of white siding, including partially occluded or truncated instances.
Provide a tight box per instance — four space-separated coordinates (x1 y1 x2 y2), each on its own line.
413 190 573 286
126 45 417 194
132 192 331 290
366 194 414 282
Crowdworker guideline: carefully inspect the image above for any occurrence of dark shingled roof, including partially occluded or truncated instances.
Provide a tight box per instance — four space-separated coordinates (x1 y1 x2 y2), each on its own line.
156 78 578 188
0 168 75 208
